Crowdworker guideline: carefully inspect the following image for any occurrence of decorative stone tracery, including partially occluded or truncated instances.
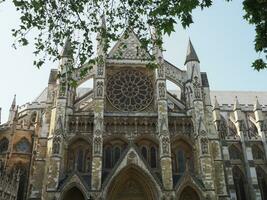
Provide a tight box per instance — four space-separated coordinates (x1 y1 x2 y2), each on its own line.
107 69 153 111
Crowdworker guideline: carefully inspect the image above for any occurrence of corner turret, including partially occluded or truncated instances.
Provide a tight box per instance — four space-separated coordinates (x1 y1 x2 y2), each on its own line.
184 39 200 65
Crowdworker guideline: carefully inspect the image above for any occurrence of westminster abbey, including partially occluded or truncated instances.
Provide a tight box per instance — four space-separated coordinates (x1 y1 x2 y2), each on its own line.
0 25 267 200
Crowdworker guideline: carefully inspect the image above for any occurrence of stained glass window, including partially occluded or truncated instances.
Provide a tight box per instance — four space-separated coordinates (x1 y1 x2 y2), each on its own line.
16 138 30 153
107 69 153 111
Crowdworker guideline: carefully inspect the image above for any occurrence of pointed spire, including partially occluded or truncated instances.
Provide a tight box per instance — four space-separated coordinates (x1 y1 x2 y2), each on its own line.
97 14 107 55
10 94 16 110
233 96 241 111
184 38 200 65
254 96 262 111
61 37 73 58
213 96 220 110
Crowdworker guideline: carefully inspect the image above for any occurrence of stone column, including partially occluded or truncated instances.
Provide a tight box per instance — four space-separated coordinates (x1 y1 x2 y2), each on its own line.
212 97 230 199
254 98 267 161
91 16 106 190
153 30 173 191
233 98 261 200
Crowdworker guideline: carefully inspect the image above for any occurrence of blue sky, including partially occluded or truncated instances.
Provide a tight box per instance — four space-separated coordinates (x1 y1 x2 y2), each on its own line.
0 0 267 123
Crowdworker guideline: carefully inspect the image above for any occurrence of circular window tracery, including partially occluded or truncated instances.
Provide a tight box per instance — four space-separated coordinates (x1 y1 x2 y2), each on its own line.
107 69 153 111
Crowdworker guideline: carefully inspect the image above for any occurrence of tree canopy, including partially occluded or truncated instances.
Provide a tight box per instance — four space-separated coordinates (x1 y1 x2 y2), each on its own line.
2 0 267 73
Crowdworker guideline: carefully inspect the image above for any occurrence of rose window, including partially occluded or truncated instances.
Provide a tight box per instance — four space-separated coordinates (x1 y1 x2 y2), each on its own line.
107 69 153 111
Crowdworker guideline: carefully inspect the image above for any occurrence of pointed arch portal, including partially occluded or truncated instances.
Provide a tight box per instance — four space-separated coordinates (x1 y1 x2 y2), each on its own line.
62 187 85 200
179 186 200 200
107 166 158 200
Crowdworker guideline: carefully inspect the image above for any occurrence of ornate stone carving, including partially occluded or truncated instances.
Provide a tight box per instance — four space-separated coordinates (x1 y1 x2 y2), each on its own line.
93 137 102 155
96 81 104 98
158 82 166 98
162 136 170 155
158 65 164 78
107 69 153 111
159 115 168 132
52 136 61 154
201 137 209 155
127 151 137 164
193 76 201 99
97 56 105 76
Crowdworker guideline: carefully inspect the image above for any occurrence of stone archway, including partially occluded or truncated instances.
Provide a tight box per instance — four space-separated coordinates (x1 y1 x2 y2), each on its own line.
62 187 85 200
107 166 158 200
179 186 200 200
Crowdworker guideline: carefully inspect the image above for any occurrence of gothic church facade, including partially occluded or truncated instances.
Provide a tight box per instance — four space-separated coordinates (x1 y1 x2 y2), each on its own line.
0 28 267 200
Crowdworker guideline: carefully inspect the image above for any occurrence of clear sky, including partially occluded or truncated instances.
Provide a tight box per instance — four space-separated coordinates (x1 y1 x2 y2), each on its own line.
0 0 267 123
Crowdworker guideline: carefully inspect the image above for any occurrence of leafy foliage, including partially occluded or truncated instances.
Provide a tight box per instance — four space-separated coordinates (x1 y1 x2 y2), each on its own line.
243 0 267 70
1 0 267 75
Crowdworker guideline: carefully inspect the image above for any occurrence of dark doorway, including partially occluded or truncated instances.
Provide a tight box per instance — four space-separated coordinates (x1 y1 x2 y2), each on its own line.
62 187 85 200
179 186 200 200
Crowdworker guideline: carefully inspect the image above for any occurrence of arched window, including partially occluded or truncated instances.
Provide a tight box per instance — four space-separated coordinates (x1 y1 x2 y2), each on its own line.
136 139 159 169
67 139 91 173
229 145 242 160
150 146 157 168
171 140 193 186
0 138 8 153
256 167 267 200
103 140 126 170
113 146 121 164
104 146 112 169
252 145 265 160
141 146 148 160
232 166 248 200
15 165 28 200
15 138 31 153
177 149 185 174
77 149 84 172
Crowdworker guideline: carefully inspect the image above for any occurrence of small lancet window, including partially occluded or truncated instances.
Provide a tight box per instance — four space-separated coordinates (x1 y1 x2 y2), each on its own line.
141 146 148 161
104 146 112 169
0 138 8 153
113 146 121 165
150 146 157 168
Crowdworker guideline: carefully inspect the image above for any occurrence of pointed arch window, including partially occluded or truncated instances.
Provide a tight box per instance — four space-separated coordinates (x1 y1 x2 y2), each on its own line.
256 167 267 200
232 167 248 200
177 149 185 174
67 139 91 174
104 146 112 169
150 146 157 168
103 141 126 170
138 144 158 169
229 145 242 160
113 146 121 164
252 145 265 160
15 165 28 200
141 146 148 160
77 149 84 172
16 138 31 153
0 138 8 153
